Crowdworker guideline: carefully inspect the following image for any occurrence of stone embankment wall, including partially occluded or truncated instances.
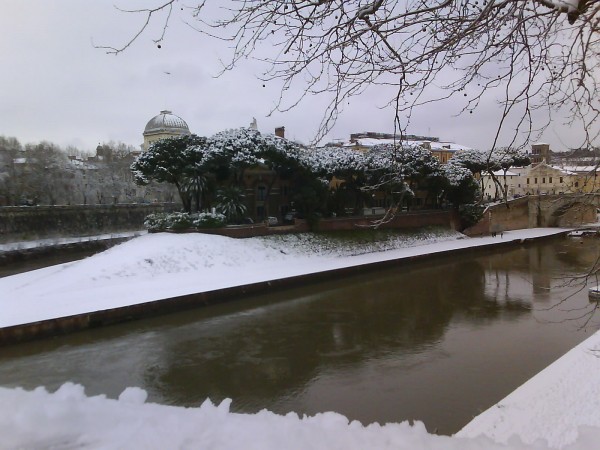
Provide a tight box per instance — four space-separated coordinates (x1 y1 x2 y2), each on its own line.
464 198 530 236
0 203 177 243
192 210 460 239
463 194 599 236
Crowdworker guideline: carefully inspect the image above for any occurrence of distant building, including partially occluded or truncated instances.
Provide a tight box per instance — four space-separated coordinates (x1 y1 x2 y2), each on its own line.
142 110 191 151
481 159 600 200
530 143 551 165
550 147 600 167
342 131 471 163
349 131 440 143
481 169 522 200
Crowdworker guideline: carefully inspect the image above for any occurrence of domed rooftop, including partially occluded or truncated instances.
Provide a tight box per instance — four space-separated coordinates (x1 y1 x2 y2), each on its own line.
144 110 190 135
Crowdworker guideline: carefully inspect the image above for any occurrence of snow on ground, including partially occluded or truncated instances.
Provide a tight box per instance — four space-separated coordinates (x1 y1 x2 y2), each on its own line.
5 226 600 450
0 381 596 450
0 228 564 328
457 328 600 449
1 377 600 450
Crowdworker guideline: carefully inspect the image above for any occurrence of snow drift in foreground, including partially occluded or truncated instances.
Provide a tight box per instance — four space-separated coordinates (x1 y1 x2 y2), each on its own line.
0 382 596 450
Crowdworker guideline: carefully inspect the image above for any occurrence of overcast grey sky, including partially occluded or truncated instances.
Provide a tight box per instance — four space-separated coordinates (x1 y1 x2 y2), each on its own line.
0 1 590 153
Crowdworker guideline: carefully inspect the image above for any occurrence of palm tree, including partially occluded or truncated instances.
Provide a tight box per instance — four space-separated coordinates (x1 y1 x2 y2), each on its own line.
181 174 208 213
216 186 247 223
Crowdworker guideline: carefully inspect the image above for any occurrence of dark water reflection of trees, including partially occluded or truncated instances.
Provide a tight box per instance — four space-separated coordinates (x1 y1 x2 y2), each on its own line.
148 254 531 410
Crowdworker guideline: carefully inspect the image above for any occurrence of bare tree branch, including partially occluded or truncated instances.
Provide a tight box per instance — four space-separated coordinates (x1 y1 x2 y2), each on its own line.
101 0 600 149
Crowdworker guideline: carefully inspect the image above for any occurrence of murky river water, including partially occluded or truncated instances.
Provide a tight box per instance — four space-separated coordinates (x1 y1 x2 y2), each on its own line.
0 236 599 435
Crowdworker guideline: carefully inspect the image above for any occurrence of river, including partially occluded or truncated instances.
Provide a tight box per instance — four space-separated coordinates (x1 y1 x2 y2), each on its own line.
0 236 598 435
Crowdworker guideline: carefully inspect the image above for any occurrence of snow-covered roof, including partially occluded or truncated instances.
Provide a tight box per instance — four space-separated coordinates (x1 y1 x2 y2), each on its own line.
344 138 472 152
530 161 577 175
485 170 520 177
13 157 27 164
429 141 472 152
548 165 577 175
69 159 98 170
558 165 600 174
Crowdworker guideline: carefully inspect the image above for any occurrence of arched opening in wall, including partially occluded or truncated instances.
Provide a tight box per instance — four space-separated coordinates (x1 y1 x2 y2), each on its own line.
550 201 597 227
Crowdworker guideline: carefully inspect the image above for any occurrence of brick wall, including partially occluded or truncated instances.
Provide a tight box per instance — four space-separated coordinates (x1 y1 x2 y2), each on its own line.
315 210 459 232
180 210 459 239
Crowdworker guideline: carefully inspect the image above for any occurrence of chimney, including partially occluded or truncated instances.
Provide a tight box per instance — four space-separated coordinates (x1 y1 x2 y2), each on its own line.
275 126 285 138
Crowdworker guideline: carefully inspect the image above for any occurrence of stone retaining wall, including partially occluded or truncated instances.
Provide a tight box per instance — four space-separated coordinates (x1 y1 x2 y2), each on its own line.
0 204 177 243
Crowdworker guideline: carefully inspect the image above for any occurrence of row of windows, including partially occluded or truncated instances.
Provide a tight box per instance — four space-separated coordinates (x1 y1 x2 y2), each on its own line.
526 177 563 184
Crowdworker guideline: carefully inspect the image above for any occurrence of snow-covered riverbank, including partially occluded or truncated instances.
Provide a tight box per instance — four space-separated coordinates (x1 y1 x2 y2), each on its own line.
0 228 565 328
2 227 600 449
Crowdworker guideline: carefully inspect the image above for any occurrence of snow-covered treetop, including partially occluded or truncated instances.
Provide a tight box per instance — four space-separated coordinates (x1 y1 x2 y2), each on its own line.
370 144 444 179
450 148 530 175
132 131 481 204
442 162 474 187
300 143 469 188
202 128 302 169
299 146 367 175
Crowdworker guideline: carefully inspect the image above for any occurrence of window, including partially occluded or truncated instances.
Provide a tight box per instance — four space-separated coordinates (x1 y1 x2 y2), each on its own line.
560 177 563 183
542 177 545 184
549 177 552 183
535 177 538 184
575 181 579 188
527 178 530 184
257 185 266 201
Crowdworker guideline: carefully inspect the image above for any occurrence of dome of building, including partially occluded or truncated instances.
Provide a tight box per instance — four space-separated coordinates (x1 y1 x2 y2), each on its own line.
144 110 190 135
142 110 192 151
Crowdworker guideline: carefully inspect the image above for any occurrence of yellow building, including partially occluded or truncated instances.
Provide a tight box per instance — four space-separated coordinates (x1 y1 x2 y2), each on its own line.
524 162 578 195
558 165 600 193
428 144 457 164
142 110 191 151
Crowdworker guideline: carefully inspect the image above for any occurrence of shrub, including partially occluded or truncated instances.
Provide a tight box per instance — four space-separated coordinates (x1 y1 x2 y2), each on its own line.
144 212 225 232
459 204 485 229
143 213 169 231
167 212 194 230
192 212 226 229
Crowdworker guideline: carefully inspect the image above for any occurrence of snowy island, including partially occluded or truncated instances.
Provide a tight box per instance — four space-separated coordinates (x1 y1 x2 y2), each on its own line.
1 228 600 449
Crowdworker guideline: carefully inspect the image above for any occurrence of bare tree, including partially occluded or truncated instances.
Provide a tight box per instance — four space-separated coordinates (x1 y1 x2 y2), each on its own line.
99 0 599 149
0 136 23 205
23 142 71 205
